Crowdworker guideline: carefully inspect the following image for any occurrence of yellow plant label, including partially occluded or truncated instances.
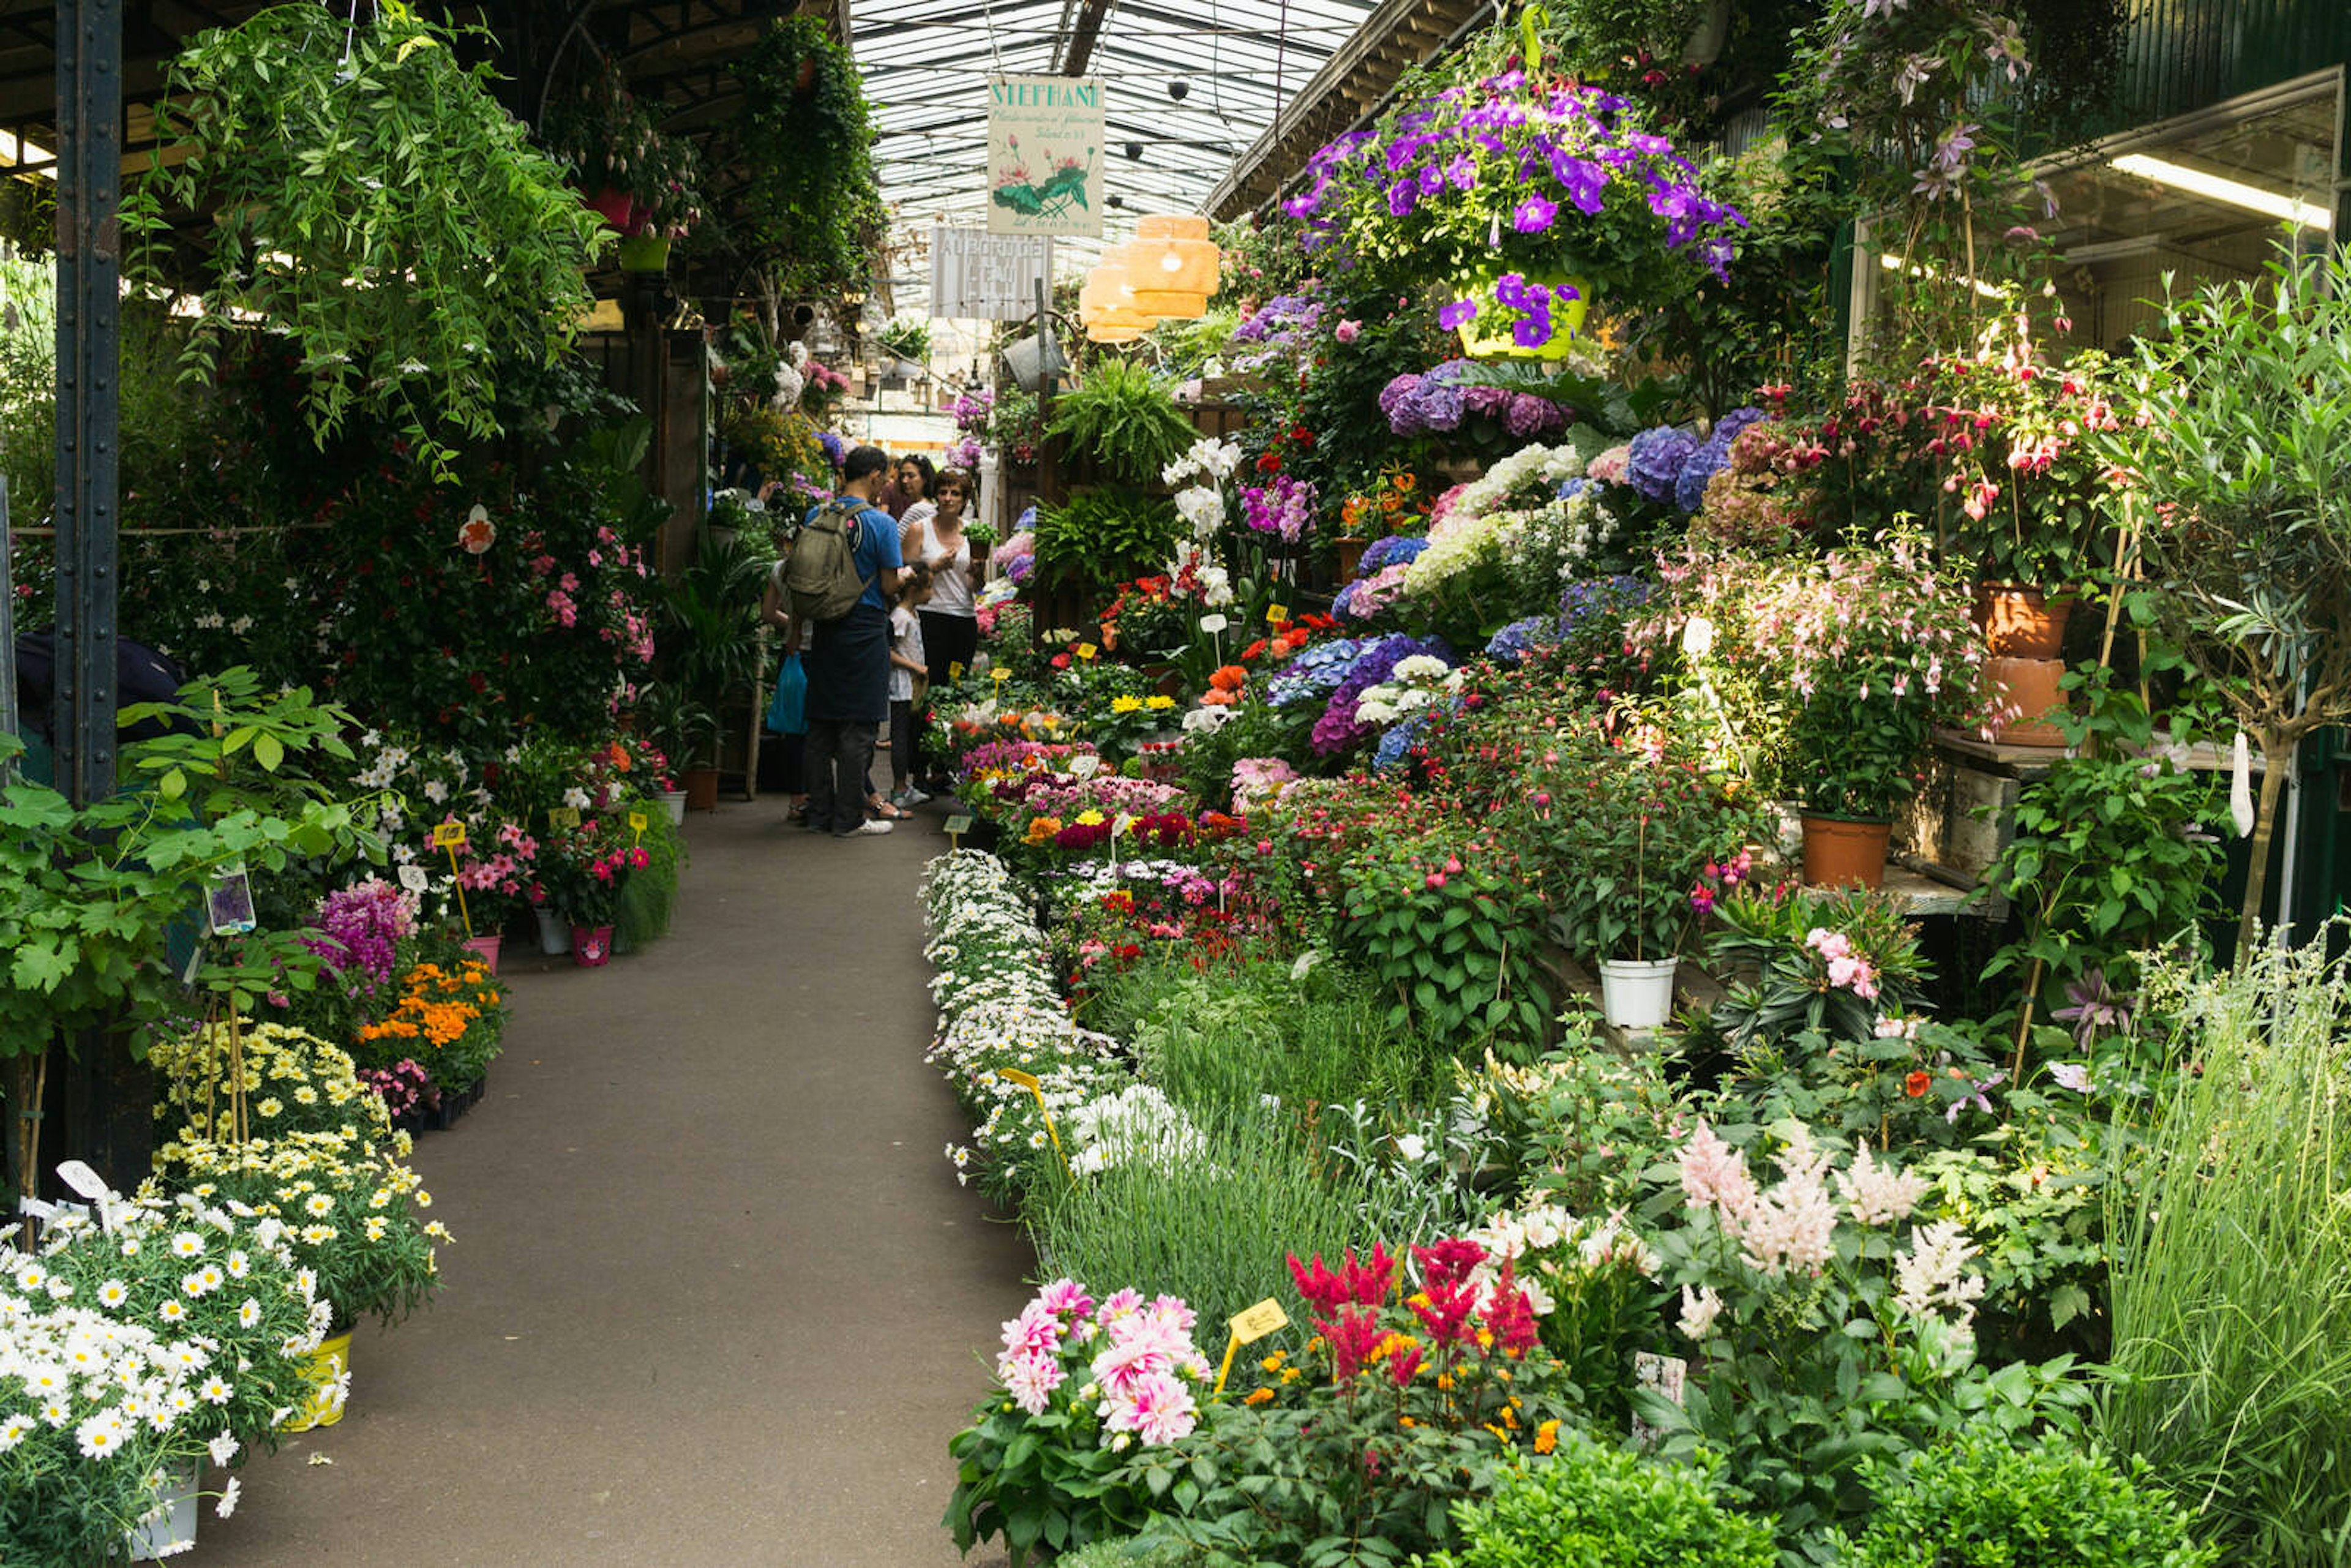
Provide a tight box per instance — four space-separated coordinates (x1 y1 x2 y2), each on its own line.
1077 643 1098 661
547 806 582 830
430 822 467 849
997 1068 1041 1090
1266 604 1289 625
628 811 648 835
992 666 1012 683
950 661 966 680
943 814 975 837
1229 1299 1289 1344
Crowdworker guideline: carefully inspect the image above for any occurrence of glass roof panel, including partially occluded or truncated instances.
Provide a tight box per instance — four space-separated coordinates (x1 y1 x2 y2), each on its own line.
854 0 1387 312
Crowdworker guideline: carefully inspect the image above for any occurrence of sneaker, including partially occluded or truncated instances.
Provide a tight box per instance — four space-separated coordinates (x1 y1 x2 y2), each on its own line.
838 818 893 837
893 786 930 808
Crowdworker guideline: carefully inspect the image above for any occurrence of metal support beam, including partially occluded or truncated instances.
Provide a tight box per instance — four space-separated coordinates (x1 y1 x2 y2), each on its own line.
0 478 15 770
53 0 121 809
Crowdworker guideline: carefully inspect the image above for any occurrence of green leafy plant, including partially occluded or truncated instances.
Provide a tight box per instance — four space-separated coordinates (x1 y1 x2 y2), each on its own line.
1033 490 1182 593
879 315 932 369
1977 667 2226 1079
1425 1433 1778 1568
1835 1433 2218 1568
1048 360 1197 487
1 672 380 1217
730 16 885 299
130 4 605 475
1651 1116 2091 1551
2100 934 2351 1565
2087 244 2351 955
1334 818 1556 1056
1706 884 1932 1051
658 530 773 762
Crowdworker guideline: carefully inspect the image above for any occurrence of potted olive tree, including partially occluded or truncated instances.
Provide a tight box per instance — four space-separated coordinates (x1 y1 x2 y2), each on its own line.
2091 244 2351 956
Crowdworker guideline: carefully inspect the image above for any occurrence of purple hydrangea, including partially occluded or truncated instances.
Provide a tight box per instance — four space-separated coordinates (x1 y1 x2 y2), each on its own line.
1671 406 1769 512
1558 575 1652 636
1372 708 1438 771
1311 634 1453 756
1625 426 1700 504
816 430 846 466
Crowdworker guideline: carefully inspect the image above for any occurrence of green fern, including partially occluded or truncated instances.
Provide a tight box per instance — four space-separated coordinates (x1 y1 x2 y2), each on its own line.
1046 359 1195 486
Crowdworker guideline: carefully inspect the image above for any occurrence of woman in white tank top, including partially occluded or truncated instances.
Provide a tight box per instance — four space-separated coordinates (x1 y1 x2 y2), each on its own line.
904 467 984 792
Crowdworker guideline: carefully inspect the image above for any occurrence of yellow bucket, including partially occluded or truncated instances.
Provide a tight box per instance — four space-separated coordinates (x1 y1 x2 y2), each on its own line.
279 1330 352 1432
1450 269 1592 361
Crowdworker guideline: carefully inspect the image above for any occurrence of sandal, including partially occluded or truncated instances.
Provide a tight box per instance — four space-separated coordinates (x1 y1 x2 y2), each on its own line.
868 802 911 822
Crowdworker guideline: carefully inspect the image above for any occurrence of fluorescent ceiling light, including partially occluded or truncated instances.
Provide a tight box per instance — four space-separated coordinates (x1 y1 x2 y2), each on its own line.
0 129 56 178
2110 153 2331 229
1878 252 2005 299
2062 233 2167 265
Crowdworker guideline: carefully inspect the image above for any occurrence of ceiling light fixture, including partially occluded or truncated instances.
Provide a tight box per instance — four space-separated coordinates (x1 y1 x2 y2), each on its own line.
2109 153 2331 230
1124 141 1144 160
1168 79 1190 101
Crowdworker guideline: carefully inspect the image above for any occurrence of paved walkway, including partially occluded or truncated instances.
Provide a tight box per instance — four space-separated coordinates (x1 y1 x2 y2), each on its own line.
200 793 1029 1567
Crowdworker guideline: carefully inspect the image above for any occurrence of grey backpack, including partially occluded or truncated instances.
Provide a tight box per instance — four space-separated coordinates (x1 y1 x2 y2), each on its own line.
784 498 873 623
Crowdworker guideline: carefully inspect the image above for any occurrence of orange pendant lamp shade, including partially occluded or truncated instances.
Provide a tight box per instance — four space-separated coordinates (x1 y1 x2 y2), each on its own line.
1127 216 1218 320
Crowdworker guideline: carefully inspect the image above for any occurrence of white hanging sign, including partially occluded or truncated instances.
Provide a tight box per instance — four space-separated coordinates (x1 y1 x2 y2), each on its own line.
986 75 1104 238
931 227 1053 320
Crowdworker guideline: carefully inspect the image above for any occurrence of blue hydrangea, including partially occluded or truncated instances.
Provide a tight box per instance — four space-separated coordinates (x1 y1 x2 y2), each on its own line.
1485 616 1557 668
1373 708 1436 771
1558 576 1651 636
1671 407 1769 512
1358 534 1431 576
1626 426 1699 505
1265 636 1372 707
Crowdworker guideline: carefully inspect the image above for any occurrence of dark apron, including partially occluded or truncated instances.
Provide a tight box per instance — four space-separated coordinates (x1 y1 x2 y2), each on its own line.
803 602 890 725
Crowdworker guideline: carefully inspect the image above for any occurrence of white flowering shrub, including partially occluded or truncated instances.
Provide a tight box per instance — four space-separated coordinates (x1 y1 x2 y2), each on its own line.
1 1187 329 1558
1643 1119 2090 1547
923 852 1131 1195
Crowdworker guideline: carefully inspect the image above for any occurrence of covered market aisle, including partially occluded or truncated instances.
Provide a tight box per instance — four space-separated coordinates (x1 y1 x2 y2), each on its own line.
197 802 1026 1567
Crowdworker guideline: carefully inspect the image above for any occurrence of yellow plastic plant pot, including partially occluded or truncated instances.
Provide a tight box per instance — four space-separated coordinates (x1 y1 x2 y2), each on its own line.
1450 268 1592 361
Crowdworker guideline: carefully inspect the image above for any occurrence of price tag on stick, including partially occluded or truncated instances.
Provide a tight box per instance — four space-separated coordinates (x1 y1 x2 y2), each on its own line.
949 661 966 680
996 1068 1073 1182
432 822 473 937
1213 1298 1291 1396
547 806 582 831
628 811 648 844
1266 603 1290 626
943 812 974 851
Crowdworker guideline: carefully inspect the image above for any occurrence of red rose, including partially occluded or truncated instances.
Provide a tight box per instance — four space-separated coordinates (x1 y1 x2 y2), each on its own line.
1256 451 1282 475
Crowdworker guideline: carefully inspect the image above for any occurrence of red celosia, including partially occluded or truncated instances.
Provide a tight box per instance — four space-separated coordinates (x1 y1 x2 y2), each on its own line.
1481 1259 1541 1357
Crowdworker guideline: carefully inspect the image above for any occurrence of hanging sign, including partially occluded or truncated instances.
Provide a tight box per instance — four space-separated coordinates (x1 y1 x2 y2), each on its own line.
986 75 1104 238
931 225 1054 318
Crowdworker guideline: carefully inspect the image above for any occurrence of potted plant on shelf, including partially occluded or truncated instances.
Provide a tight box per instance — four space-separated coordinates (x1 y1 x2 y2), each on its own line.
1526 721 1763 1030
1768 538 2003 888
1281 17 1744 358
1914 332 2124 743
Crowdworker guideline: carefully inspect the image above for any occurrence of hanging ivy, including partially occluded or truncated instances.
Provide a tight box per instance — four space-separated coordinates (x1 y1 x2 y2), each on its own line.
126 2 606 478
730 17 886 299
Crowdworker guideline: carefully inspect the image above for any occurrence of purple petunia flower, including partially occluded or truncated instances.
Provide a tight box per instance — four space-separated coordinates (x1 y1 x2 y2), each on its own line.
1511 194 1558 233
1438 298 1478 331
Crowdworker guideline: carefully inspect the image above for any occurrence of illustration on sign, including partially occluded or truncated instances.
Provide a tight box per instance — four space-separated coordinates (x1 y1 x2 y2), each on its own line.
986 75 1104 238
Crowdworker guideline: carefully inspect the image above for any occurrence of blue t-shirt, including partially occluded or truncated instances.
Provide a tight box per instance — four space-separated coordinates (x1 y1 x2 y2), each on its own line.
808 497 904 612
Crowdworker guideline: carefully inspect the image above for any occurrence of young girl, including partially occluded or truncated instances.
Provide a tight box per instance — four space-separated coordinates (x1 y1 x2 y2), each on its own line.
885 565 934 810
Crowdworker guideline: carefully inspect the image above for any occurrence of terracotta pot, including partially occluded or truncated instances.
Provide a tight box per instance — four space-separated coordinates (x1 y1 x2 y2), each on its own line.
1335 536 1369 582
683 767 721 811
1801 815 1891 890
1972 582 2072 659
1987 655 2070 746
1146 662 1184 701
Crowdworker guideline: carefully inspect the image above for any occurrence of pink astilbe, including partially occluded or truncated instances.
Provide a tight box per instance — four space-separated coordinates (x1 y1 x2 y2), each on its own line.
1836 1138 1928 1228
1733 1125 1840 1277
1678 1119 1758 1220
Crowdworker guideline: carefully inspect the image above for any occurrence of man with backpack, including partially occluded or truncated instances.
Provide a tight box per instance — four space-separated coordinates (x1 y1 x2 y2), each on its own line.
786 445 904 838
